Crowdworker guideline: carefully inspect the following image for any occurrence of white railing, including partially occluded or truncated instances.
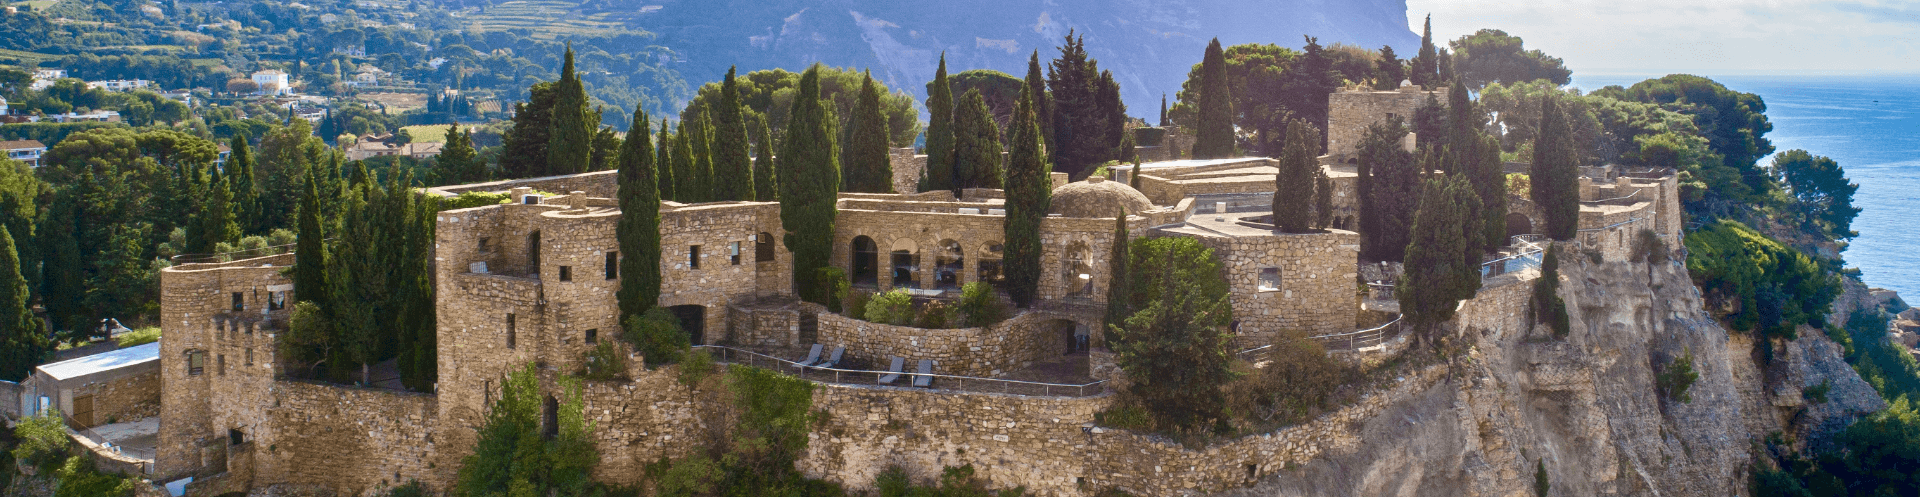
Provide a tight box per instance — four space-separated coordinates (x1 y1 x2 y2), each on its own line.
690 345 1109 397
1238 314 1405 358
1481 247 1545 278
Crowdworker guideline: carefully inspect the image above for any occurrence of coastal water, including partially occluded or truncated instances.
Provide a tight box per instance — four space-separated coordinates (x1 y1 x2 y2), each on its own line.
1572 74 1920 298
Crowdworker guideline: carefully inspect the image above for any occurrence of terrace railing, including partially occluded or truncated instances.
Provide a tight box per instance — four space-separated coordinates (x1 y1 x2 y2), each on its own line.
690 345 1109 397
1238 314 1405 359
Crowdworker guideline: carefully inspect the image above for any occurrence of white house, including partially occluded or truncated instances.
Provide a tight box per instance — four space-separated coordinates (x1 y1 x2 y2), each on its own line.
251 70 291 96
0 95 8 115
87 79 152 92
1 140 48 167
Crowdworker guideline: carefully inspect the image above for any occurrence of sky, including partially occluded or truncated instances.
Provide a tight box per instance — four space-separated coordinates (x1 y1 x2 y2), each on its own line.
1405 0 1920 76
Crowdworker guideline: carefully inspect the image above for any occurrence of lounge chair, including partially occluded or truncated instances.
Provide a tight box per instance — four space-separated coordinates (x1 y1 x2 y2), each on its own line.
797 344 823 368
877 356 905 385
912 359 935 388
818 346 845 370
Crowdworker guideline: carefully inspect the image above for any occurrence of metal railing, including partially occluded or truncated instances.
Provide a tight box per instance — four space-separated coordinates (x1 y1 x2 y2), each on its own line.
169 241 300 265
1237 314 1405 358
1481 247 1545 279
690 345 1109 397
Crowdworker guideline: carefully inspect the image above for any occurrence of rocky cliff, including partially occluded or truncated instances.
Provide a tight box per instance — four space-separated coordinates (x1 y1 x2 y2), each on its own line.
1224 249 1882 496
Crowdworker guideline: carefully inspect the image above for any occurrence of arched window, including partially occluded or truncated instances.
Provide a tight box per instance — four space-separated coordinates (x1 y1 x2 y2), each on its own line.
934 239 963 291
850 236 879 287
527 230 542 275
1064 242 1093 299
756 232 776 262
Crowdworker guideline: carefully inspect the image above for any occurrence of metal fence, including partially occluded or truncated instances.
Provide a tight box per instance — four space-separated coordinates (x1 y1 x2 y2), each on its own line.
1238 314 1405 359
690 345 1109 397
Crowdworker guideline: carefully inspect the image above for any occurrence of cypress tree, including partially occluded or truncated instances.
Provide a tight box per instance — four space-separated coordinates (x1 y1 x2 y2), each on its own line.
1398 173 1477 341
588 119 621 172
1023 51 1054 163
436 124 483 185
923 53 956 194
1116 126 1137 165
690 111 716 202
1004 86 1051 308
615 108 660 320
711 67 754 201
547 43 592 176
1314 165 1333 229
1101 211 1130 347
672 122 698 203
0 227 47 382
843 72 895 193
1475 132 1508 248
778 65 841 305
500 82 556 179
1159 93 1168 127
229 133 260 233
1272 120 1317 233
656 119 676 202
1533 95 1579 240
1047 31 1106 178
1410 15 1438 87
1097 70 1127 165
753 117 777 201
194 171 239 253
1449 172 1485 299
952 88 1004 190
1192 38 1237 160
294 164 328 309
39 194 84 334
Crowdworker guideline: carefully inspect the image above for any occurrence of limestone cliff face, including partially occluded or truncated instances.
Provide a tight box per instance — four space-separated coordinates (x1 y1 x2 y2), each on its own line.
1226 251 1882 496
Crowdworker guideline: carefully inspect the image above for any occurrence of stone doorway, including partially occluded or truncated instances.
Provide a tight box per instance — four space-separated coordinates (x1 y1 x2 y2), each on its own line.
851 236 879 287
670 305 706 345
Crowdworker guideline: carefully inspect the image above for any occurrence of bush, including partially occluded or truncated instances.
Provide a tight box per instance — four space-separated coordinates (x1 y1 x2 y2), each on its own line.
1684 220 1838 340
380 481 430 497
115 327 160 348
956 282 1008 327
845 291 872 318
865 289 914 326
1631 229 1667 264
870 464 1024 497
815 267 850 314
439 191 511 210
913 300 954 329
53 456 134 497
576 342 630 381
1094 405 1152 431
1534 460 1550 497
624 308 689 369
1804 380 1831 404
1656 348 1698 403
12 411 69 471
1229 329 1358 427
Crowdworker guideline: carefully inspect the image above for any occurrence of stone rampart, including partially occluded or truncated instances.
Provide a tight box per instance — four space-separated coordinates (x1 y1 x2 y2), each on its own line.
812 311 1073 377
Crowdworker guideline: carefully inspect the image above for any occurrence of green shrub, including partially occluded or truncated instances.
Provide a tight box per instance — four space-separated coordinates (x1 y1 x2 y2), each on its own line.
1684 220 1838 340
53 456 134 497
845 291 873 318
1533 245 1571 338
12 411 69 471
576 342 630 381
865 289 914 326
380 481 430 497
914 300 954 329
1095 405 1152 431
873 464 1025 497
1657 349 1698 403
115 327 160 348
623 308 689 369
1631 229 1667 264
1804 380 1831 404
956 282 1008 327
440 191 511 210
1534 460 1550 497
815 267 849 314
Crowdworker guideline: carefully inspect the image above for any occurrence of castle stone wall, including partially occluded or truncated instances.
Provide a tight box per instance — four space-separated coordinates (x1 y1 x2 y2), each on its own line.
1327 86 1444 160
813 311 1073 377
1156 225 1359 347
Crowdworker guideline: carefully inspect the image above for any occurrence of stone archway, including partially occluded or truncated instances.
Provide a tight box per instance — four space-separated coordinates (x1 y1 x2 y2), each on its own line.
851 236 879 287
1063 242 1094 299
1506 212 1534 239
934 239 964 291
669 304 706 345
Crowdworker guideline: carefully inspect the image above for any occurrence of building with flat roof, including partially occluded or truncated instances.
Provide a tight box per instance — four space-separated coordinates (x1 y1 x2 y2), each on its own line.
22 342 162 427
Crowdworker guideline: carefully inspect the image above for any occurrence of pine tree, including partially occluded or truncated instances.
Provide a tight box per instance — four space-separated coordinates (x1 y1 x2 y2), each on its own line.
951 88 1004 190
1047 31 1108 178
842 72 895 193
1192 38 1237 159
293 164 328 309
923 53 956 194
500 82 556 179
1410 15 1438 87
1272 120 1317 233
1101 211 1130 346
779 65 841 306
656 119 676 202
0 227 47 382
1532 95 1579 240
547 44 592 176
229 133 260 234
1004 86 1051 308
711 67 755 201
436 124 484 185
1375 45 1406 90
615 109 660 320
753 117 777 201
588 119 621 172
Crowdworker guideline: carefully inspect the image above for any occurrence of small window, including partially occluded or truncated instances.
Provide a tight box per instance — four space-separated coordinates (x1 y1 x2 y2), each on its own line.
604 251 618 280
1258 267 1281 292
478 237 491 252
188 351 206 375
506 313 517 349
217 354 226 375
688 245 701 269
755 233 775 262
231 292 244 312
269 291 285 311
559 266 572 282
730 242 742 265
584 328 598 344
245 348 253 366
229 429 245 446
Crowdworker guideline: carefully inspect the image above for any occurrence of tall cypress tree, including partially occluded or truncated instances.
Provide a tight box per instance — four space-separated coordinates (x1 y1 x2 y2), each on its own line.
1314 164 1333 230
843 72 895 193
1533 95 1579 240
923 53 956 194
547 44 592 176
1410 15 1438 87
1359 120 1420 262
711 67 754 201
779 65 841 305
1101 212 1130 347
1272 120 1317 233
1004 87 1051 308
1159 94 1168 127
1193 38 1237 160
753 116 777 201
615 108 660 319
294 164 328 308
38 193 83 334
1096 70 1127 165
656 119 676 202
672 122 698 203
500 82 556 179
0 227 47 382
194 170 239 253
229 133 260 234
952 88 1004 190
1474 132 1508 248
688 111 716 203
1025 51 1055 163
1398 173 1476 339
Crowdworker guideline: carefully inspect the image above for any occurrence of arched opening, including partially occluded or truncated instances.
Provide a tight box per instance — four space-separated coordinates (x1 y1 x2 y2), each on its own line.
977 242 1004 287
1064 242 1094 299
934 239 963 292
850 236 879 288
669 304 705 345
541 395 559 439
527 230 542 274
1505 212 1533 239
889 240 918 289
756 232 776 262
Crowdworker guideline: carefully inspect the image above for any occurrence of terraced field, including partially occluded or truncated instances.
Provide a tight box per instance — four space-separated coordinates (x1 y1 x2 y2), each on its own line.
457 0 643 40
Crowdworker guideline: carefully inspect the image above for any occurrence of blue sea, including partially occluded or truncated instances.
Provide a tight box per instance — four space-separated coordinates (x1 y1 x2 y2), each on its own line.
1571 74 1920 298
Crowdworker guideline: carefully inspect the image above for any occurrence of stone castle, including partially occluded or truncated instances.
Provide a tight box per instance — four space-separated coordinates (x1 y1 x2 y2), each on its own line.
152 83 1685 496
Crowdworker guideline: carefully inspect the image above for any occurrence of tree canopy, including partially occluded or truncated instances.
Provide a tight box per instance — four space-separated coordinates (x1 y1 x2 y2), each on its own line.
1448 29 1572 90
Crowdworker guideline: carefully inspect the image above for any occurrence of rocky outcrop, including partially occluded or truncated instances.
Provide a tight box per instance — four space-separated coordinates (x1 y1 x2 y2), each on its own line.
1225 247 1881 496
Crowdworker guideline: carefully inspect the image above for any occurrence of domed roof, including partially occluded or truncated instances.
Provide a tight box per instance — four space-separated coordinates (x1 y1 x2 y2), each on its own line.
1048 176 1155 218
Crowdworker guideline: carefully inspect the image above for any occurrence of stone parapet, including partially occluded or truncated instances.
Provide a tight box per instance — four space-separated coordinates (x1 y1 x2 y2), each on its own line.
813 311 1075 377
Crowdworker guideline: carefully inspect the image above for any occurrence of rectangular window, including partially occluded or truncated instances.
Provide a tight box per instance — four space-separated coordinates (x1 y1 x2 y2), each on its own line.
688 245 701 269
217 354 226 376
269 291 285 311
730 242 742 265
559 266 572 282
605 251 619 280
1258 267 1282 292
478 237 491 252
506 313 516 349
231 292 244 312
755 233 775 262
245 348 253 366
584 328 598 344
188 351 205 375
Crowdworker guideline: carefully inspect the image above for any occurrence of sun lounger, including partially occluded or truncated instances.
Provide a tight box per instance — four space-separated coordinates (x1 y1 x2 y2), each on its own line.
797 344 823 368
912 359 935 388
818 346 845 370
877 356 905 385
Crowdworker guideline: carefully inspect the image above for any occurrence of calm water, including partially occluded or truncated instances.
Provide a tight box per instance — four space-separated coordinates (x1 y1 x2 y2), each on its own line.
1571 74 1920 298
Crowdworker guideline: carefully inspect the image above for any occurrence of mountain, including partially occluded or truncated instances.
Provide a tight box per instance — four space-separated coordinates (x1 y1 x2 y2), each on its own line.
637 0 1421 113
